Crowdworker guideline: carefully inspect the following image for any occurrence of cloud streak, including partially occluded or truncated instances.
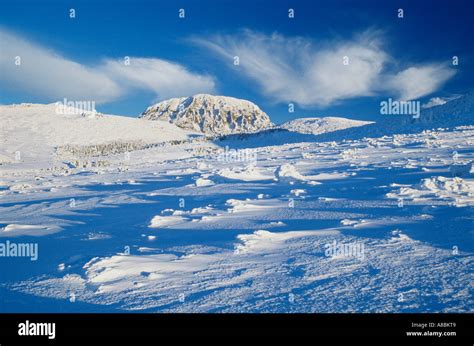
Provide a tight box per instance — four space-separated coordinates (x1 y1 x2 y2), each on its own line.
193 30 456 107
0 28 456 108
103 58 215 101
0 29 215 104
387 65 456 101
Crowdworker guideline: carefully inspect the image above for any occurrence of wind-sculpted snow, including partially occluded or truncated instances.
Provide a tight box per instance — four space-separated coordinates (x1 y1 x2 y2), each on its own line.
217 165 275 182
387 176 474 207
0 102 473 312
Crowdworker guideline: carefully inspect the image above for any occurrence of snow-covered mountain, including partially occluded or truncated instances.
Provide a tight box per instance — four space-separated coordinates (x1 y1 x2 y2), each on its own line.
139 94 272 136
280 117 372 135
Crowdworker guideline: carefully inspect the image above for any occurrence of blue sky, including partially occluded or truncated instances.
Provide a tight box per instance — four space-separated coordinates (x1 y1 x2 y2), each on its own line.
1 0 473 123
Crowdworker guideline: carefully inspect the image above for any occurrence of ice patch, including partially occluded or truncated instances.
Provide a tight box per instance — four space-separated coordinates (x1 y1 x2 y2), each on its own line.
195 177 214 187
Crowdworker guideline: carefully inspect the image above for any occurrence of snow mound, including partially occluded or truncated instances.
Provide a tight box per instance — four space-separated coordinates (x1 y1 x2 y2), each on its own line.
82 253 216 293
276 163 321 184
149 215 189 228
195 177 214 187
234 229 327 254
140 94 272 136
225 199 276 213
217 165 275 181
0 224 59 237
422 176 472 195
235 230 290 254
276 163 306 181
387 176 474 207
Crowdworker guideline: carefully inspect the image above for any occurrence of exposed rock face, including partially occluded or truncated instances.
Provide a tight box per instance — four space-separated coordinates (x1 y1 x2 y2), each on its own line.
140 94 272 136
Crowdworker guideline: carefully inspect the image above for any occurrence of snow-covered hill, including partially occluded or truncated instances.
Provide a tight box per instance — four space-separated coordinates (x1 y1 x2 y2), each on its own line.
139 94 272 136
280 117 372 135
0 103 200 169
288 92 474 144
420 91 474 124
279 92 474 141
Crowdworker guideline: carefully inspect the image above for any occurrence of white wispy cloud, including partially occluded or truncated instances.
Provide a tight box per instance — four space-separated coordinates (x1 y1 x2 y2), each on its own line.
0 29 122 103
387 65 456 102
193 30 456 107
0 29 215 104
102 58 215 101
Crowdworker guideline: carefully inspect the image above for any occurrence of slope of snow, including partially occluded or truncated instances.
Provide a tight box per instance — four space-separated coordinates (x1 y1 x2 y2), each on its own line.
1 103 197 146
140 94 272 136
280 117 372 135
0 103 202 172
1 97 473 313
420 91 474 123
224 92 474 149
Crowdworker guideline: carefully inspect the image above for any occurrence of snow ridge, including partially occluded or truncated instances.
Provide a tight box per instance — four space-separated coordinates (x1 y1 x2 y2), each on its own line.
280 117 373 135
